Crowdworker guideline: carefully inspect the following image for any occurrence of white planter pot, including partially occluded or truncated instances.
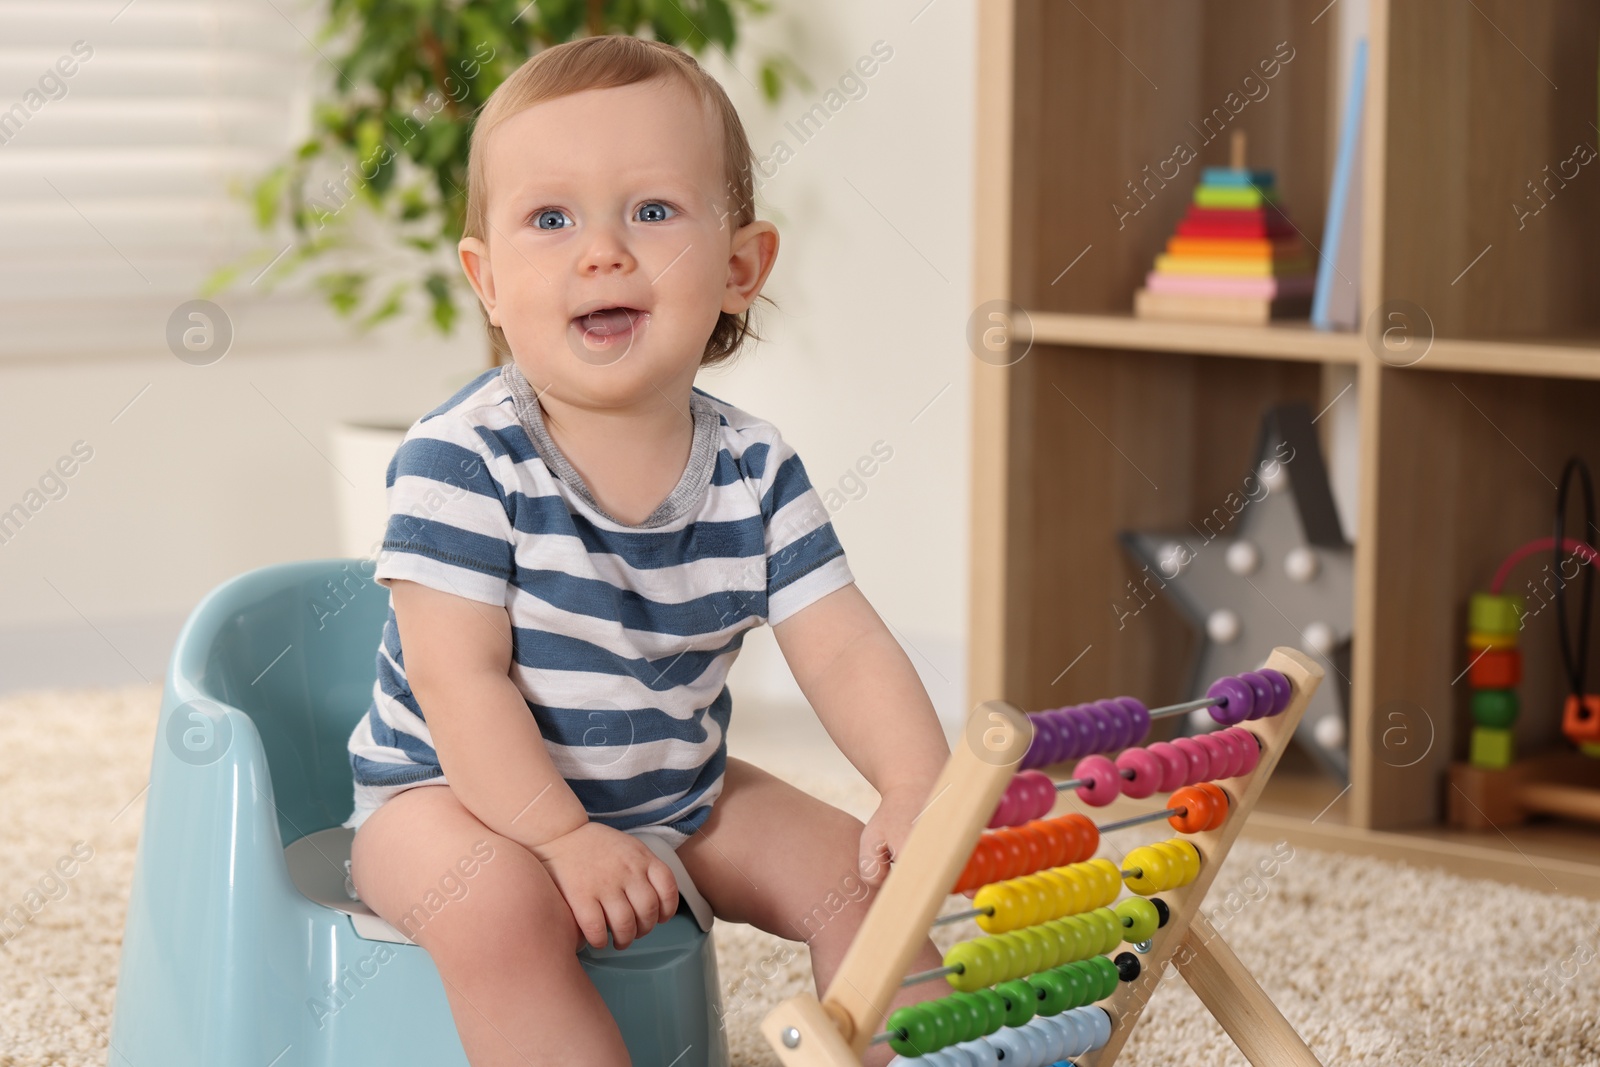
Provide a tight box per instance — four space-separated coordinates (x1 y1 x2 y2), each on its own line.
329 421 411 560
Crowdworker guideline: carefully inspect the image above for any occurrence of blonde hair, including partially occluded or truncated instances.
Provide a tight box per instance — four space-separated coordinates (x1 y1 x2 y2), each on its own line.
463 35 769 368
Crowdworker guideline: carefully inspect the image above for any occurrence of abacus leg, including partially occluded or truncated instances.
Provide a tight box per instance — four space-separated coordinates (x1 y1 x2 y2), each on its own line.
1174 927 1324 1067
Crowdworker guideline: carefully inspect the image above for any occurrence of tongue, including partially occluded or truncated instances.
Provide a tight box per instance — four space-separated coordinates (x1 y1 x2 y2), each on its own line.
577 307 634 337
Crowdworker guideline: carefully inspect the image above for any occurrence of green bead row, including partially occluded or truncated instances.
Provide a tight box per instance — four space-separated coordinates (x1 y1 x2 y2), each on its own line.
941 906 1123 990
886 957 1120 1056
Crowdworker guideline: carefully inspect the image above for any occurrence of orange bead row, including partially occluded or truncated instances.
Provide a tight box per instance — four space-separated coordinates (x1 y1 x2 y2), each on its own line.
953 813 1099 894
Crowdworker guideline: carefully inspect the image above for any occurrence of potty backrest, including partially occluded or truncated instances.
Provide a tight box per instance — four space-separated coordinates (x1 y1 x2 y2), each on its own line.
191 558 392 845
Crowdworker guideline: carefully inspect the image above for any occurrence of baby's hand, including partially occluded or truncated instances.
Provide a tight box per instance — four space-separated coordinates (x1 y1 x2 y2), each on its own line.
857 785 932 890
531 823 679 950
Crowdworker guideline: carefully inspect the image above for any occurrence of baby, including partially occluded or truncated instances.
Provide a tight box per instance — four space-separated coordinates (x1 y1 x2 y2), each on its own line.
343 35 953 1067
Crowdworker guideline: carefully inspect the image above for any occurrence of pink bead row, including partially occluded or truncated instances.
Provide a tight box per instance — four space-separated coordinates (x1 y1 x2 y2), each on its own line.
1075 727 1261 808
986 727 1264 827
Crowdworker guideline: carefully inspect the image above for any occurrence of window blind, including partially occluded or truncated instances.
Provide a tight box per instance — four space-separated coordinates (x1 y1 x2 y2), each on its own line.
0 0 357 360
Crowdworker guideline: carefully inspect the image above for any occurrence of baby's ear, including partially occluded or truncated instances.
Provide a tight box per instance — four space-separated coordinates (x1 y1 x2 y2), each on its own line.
458 236 499 325
723 220 779 315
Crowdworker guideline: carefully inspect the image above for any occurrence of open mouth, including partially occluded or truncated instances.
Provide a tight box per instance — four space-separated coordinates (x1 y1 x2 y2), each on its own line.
571 306 646 340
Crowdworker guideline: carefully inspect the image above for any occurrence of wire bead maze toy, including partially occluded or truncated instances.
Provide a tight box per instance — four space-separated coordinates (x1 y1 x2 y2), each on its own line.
762 645 1327 1067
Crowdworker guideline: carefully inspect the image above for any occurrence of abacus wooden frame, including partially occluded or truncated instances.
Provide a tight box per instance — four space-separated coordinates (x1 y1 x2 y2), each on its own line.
759 645 1328 1067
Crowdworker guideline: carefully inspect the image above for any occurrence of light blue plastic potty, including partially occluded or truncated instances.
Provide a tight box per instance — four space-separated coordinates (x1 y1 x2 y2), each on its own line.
107 557 729 1067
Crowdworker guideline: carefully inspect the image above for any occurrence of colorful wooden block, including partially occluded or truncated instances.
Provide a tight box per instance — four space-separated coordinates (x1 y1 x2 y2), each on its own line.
1469 688 1518 729
1470 726 1515 770
1469 593 1525 636
1167 236 1303 259
1200 166 1275 186
1153 254 1311 278
1467 647 1521 689
1562 694 1600 745
1466 630 1518 651
1194 184 1278 209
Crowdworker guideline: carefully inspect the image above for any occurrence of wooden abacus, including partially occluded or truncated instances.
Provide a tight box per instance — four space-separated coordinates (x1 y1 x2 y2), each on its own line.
761 646 1327 1067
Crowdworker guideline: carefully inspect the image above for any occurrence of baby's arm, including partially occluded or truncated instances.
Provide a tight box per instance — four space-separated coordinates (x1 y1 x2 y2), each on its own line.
772 582 951 882
390 578 677 948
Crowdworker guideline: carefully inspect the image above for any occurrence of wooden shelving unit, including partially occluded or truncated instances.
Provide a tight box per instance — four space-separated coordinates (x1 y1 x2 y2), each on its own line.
970 0 1600 898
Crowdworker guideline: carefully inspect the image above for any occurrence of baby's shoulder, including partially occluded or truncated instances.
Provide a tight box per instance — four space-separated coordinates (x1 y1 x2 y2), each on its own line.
388 365 527 480
692 386 793 485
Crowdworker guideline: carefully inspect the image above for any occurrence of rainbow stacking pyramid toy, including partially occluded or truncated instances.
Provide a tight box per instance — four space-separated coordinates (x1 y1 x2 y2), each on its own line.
1135 160 1315 325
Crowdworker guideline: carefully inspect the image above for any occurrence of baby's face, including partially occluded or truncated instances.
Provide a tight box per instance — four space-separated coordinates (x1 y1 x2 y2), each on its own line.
460 76 775 409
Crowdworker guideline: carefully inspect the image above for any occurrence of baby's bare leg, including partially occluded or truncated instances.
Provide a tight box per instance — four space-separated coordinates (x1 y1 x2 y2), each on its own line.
348 783 630 1067
676 758 948 1067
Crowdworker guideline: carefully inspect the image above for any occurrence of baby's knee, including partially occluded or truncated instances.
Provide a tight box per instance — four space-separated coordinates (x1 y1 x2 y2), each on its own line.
401 844 576 972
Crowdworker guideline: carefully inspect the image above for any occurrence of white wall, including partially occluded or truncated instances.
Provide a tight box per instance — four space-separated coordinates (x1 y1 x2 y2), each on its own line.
0 1 977 725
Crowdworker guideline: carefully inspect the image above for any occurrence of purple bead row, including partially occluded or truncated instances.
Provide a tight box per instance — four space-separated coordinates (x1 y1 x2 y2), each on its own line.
1205 668 1292 725
1020 697 1151 770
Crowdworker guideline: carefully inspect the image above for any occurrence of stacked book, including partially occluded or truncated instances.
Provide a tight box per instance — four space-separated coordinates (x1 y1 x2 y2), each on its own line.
1134 166 1315 325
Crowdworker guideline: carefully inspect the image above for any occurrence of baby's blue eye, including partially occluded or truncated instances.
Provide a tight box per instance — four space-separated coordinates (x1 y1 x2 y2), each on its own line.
533 208 571 230
636 201 676 223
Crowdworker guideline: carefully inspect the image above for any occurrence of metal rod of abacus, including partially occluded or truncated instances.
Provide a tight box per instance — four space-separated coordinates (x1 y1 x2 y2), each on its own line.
929 805 1185 927
1148 694 1223 720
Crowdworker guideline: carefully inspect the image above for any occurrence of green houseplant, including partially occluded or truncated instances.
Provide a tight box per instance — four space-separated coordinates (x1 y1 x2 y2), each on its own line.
204 0 804 557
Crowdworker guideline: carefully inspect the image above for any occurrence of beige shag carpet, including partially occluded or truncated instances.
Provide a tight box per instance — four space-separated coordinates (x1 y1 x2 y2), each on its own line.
2 684 1598 1066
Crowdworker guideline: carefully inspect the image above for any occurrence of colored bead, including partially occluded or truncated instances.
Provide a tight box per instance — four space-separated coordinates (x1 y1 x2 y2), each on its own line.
926 999 958 1049
973 987 1008 1035
986 787 1021 830
1115 897 1160 944
1091 955 1119 1000
1258 668 1292 715
1170 735 1212 784
986 1026 1030 1066
1053 707 1095 762
1167 784 1214 833
944 941 994 991
1084 857 1121 906
1114 746 1163 799
1470 726 1515 769
1227 727 1262 775
1469 647 1522 690
1194 782 1230 829
1206 674 1255 724
1238 671 1276 721
1195 731 1235 779
1469 592 1525 635
888 1005 935 1055
1092 907 1123 953
1027 969 1073 1017
973 882 1021 933
1036 819 1072 868
1161 838 1201 884
1072 755 1122 806
1063 813 1098 863
1212 730 1248 778
955 836 997 894
1022 712 1058 770
1467 630 1517 651
1102 698 1138 750
993 829 1028 880
1082 702 1118 754
996 978 1037 1027
949 992 987 1043
1471 689 1519 729
1117 696 1152 748
1144 740 1189 792
1122 846 1167 895
1027 770 1059 820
